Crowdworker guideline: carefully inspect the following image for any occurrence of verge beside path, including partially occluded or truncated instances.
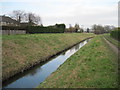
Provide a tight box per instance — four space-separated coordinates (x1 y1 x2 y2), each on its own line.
103 37 119 55
38 36 118 88
104 37 120 88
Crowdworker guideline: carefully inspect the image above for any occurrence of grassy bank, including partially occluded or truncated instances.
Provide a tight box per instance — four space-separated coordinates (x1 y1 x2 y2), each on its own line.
38 36 118 88
103 33 120 49
2 33 94 81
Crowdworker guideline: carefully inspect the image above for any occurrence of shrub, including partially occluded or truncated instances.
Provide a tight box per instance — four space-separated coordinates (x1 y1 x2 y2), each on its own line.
2 23 66 33
55 24 66 29
110 29 120 41
27 25 65 34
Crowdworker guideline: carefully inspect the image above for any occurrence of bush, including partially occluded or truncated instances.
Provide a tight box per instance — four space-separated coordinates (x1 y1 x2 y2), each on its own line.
2 24 66 33
27 26 65 34
55 24 66 29
110 29 120 41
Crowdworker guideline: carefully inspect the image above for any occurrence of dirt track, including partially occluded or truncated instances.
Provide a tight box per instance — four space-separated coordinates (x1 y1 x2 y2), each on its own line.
103 37 119 55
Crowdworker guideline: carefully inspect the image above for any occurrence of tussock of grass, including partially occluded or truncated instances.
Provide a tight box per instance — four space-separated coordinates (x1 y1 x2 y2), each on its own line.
2 33 94 81
38 36 118 88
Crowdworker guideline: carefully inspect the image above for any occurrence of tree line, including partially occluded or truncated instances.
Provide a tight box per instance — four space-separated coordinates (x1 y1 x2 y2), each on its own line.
92 24 115 34
65 24 115 34
4 10 115 34
65 24 83 33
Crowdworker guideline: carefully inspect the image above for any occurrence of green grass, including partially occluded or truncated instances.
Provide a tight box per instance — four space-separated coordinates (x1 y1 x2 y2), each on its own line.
2 33 95 81
103 33 120 49
38 35 118 88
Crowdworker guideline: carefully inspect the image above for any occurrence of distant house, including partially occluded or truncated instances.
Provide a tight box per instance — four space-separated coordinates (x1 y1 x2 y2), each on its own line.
0 15 38 27
20 22 37 26
0 15 19 26
20 22 29 26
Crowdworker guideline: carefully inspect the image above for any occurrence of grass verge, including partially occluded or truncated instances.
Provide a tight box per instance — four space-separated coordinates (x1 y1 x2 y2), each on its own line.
103 34 120 88
2 33 94 81
38 35 118 88
103 33 120 49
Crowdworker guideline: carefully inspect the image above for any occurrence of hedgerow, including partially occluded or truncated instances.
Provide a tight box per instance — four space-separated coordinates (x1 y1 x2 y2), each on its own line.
110 28 120 41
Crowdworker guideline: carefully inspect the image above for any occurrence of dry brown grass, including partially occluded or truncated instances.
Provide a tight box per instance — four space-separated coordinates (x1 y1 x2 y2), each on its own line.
2 33 95 81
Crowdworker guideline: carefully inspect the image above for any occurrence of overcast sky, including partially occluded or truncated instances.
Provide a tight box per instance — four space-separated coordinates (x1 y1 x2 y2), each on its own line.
0 0 118 28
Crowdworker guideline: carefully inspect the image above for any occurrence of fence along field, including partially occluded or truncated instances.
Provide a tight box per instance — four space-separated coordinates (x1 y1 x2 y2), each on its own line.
2 30 26 35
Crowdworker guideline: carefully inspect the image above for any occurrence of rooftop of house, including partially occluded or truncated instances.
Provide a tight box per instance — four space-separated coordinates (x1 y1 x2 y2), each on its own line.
20 22 37 26
0 15 38 26
0 15 18 24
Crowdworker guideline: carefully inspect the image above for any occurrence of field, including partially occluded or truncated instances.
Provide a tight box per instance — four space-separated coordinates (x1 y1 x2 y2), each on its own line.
2 33 95 81
38 35 118 88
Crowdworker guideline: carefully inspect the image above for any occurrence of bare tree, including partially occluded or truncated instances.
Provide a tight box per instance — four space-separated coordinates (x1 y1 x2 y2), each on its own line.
104 25 115 33
74 23 80 32
87 28 90 33
34 15 42 25
92 24 105 34
10 10 25 24
66 24 81 33
69 24 75 32
26 12 42 26
10 10 42 26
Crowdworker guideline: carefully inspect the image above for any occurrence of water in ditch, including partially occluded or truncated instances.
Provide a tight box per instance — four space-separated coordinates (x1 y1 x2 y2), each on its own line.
3 39 91 88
